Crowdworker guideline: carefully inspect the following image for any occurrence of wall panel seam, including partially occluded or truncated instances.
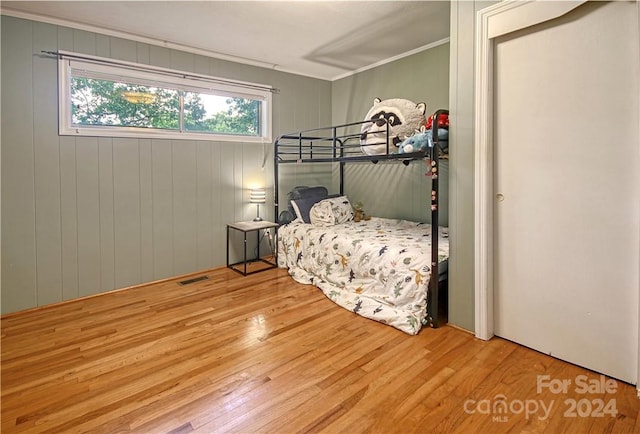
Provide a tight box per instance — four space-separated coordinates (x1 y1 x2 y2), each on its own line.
31 23 39 307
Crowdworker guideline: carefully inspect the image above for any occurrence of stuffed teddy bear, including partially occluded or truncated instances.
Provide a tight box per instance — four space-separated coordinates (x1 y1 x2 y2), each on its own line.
352 201 371 222
360 97 427 156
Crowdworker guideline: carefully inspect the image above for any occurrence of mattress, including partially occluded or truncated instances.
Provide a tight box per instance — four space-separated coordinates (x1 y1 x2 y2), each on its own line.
277 217 449 334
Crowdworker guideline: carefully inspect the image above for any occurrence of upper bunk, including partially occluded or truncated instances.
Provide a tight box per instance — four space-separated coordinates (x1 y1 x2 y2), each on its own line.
274 109 449 165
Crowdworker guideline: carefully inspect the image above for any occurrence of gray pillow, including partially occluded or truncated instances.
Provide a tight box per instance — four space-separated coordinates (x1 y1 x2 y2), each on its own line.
291 196 325 223
286 186 329 221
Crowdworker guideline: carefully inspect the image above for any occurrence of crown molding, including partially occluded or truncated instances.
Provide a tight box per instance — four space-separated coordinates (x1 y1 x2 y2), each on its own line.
330 37 451 82
0 7 278 71
1 7 450 83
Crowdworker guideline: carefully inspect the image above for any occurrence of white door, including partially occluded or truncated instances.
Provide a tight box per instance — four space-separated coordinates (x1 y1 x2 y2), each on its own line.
492 1 639 383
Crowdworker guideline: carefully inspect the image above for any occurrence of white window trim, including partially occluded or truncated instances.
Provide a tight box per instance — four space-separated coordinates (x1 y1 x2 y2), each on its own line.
58 51 273 143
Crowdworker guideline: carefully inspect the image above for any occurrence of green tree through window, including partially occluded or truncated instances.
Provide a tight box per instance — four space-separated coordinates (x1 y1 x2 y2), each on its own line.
71 77 261 136
60 53 271 142
72 78 180 129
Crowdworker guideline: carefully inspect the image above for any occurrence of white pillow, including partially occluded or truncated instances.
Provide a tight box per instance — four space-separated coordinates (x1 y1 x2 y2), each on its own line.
309 200 335 226
309 196 354 226
290 199 303 222
330 196 355 224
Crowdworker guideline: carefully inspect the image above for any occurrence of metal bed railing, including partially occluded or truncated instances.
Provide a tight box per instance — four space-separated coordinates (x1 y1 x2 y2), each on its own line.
273 109 449 328
274 118 433 164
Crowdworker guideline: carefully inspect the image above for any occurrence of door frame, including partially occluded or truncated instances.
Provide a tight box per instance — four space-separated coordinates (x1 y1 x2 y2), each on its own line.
473 0 640 391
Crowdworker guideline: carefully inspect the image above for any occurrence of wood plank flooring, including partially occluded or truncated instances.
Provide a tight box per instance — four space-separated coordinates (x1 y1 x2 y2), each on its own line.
2 266 639 433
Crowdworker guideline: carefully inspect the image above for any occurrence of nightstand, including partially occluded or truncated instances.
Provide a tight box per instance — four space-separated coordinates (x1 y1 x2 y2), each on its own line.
226 220 279 275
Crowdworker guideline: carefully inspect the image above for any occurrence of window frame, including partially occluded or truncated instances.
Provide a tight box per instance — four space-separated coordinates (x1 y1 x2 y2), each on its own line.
58 51 273 143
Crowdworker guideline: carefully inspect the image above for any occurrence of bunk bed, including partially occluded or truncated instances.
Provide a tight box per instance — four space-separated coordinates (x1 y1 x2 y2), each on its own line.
273 109 449 335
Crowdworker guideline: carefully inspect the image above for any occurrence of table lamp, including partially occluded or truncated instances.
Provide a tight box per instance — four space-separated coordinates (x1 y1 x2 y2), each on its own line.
250 188 266 221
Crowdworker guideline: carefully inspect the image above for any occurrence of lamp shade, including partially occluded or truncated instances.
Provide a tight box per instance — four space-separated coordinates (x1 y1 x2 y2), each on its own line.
250 188 266 204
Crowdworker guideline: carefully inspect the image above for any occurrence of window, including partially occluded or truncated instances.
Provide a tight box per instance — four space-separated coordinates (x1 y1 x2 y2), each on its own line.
58 51 272 142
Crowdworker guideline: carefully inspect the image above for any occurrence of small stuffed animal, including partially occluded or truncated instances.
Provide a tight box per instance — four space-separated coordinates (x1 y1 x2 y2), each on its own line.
398 127 430 154
352 201 371 222
360 98 427 155
398 127 449 154
426 112 449 129
426 112 450 155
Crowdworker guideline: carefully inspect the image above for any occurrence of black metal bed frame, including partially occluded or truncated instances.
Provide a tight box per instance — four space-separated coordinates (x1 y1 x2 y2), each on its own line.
273 109 449 328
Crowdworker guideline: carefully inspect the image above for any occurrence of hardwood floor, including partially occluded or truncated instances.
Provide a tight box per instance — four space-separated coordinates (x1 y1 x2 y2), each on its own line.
2 266 638 433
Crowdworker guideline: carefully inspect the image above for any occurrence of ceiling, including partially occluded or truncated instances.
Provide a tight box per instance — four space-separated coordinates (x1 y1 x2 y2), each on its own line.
1 1 451 81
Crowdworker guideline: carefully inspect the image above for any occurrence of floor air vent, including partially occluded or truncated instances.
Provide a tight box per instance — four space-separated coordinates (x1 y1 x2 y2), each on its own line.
178 275 209 285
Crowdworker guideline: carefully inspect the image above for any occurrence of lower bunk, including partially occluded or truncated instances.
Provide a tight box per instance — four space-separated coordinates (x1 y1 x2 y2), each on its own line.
277 212 448 335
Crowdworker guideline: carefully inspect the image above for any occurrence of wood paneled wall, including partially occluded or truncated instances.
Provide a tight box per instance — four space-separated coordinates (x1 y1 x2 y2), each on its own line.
1 16 453 317
331 43 450 226
0 16 331 314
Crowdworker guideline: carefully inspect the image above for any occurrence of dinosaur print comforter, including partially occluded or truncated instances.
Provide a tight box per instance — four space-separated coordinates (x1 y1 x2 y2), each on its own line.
277 217 449 334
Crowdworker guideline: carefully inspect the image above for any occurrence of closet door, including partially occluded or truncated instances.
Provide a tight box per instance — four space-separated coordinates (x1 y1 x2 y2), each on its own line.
493 1 639 383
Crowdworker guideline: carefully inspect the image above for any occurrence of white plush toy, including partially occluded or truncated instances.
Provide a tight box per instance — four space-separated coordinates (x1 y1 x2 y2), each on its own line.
360 97 427 155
